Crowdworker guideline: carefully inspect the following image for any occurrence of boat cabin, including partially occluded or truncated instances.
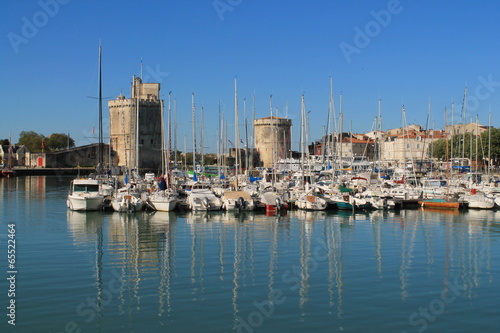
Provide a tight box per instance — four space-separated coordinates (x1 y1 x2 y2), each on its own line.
72 179 100 193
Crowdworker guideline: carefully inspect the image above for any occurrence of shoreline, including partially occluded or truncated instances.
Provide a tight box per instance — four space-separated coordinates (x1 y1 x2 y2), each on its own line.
3 167 97 177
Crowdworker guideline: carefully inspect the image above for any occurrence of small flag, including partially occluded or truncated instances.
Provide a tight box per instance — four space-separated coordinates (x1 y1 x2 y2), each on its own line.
92 126 95 134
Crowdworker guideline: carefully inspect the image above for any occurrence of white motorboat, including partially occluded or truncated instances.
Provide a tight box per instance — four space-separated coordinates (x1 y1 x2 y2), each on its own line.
186 188 222 211
67 178 104 211
221 190 255 211
260 191 288 214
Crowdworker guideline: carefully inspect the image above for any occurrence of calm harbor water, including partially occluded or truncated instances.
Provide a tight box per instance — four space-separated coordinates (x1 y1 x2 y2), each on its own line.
1 176 500 333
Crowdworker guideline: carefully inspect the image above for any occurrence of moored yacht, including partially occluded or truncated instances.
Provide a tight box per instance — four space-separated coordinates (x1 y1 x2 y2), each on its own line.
67 178 104 211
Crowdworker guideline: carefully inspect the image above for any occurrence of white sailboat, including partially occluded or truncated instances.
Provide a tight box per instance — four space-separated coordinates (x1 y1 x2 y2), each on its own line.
295 190 328 210
110 180 145 212
295 95 327 211
148 93 178 212
461 190 495 209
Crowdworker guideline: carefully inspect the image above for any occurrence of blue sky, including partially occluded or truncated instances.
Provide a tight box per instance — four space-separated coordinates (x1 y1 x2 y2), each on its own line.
2 0 499 152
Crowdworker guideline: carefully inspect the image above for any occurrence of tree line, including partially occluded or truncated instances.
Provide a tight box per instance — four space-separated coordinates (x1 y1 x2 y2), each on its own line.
2 131 75 153
430 127 500 165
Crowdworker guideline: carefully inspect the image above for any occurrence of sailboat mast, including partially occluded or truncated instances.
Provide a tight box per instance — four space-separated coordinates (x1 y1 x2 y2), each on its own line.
160 99 165 174
98 45 103 166
377 99 382 172
234 78 240 185
330 77 337 164
192 93 197 172
301 94 305 175
174 98 178 167
135 76 140 172
252 94 256 150
201 106 205 169
166 92 172 185
444 106 449 174
450 102 454 169
488 110 492 177
326 76 333 159
339 93 343 167
244 98 249 172
462 87 467 164
475 115 478 174
217 101 222 178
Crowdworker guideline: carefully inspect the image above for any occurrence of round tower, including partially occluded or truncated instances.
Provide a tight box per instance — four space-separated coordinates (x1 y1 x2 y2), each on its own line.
254 116 292 168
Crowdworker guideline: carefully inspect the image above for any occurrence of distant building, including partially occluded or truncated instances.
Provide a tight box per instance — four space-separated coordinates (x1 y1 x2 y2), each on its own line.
382 129 447 162
386 124 423 136
228 148 259 169
0 144 29 167
108 76 163 171
29 143 110 168
254 116 292 168
445 122 488 137
310 133 376 161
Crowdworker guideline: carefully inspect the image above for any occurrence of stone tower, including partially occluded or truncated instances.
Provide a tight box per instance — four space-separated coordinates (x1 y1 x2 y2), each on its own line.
254 116 292 168
108 76 163 171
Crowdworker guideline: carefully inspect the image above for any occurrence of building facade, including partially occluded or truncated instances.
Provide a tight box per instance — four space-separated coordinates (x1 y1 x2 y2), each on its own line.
1 145 29 167
108 77 163 171
254 116 292 168
28 143 110 168
382 129 447 163
445 122 488 137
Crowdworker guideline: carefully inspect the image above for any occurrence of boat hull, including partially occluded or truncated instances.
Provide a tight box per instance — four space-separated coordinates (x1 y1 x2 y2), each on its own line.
419 200 460 210
296 196 327 211
111 195 144 212
149 199 177 212
1 169 16 177
467 201 495 209
67 195 104 211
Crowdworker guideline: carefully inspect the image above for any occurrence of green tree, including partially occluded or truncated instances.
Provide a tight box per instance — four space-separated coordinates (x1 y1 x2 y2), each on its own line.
431 139 448 159
431 127 500 167
204 153 217 165
46 133 75 151
480 127 500 167
18 131 45 152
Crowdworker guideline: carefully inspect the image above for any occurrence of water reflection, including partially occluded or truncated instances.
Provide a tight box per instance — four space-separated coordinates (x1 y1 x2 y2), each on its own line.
65 208 498 330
